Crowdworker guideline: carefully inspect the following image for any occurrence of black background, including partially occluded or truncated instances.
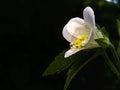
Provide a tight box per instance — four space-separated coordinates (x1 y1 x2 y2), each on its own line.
0 0 120 90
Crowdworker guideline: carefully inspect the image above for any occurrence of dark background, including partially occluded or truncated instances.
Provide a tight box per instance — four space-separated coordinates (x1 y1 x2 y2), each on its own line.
0 0 120 90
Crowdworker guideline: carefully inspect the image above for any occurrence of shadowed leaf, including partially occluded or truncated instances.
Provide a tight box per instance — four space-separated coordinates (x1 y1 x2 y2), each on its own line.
117 20 120 56
64 49 101 90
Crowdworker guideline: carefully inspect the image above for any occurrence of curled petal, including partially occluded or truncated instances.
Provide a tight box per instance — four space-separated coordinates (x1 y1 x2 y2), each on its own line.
63 17 90 39
83 6 95 27
66 22 89 38
62 25 77 42
68 17 84 25
62 17 85 42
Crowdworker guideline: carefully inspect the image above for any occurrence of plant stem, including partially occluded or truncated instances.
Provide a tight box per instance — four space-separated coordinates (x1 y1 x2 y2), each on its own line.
109 43 120 72
117 42 120 57
102 50 120 80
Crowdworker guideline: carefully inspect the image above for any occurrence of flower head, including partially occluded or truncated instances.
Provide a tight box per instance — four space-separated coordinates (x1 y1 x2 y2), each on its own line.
62 6 103 58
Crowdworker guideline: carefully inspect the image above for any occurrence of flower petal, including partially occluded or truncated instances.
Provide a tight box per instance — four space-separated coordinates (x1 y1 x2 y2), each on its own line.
85 27 94 46
68 17 84 25
83 6 95 27
64 48 86 58
62 17 85 42
94 27 103 39
62 25 77 42
66 22 89 38
63 17 90 39
85 41 99 48
85 27 103 48
64 49 80 58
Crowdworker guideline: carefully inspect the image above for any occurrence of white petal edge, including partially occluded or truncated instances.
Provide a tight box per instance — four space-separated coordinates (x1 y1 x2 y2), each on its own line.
62 17 84 42
68 17 84 25
84 27 94 47
83 6 95 27
66 21 89 38
62 25 77 42
84 27 103 48
64 48 85 58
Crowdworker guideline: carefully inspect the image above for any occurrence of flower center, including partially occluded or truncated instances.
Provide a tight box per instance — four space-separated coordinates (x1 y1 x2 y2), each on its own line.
70 35 88 50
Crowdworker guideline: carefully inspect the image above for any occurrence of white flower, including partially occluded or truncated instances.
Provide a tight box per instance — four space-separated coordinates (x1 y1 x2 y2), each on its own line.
62 6 103 58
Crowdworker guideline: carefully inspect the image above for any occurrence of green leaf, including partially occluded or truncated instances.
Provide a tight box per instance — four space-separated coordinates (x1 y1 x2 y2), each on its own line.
117 20 120 37
95 38 110 48
108 43 120 72
95 27 110 48
117 42 120 57
100 27 109 37
42 48 85 76
64 49 101 90
117 20 120 56
102 51 120 80
96 25 109 38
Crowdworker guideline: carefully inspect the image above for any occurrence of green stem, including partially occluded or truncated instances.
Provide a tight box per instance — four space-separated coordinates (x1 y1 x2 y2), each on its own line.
117 42 120 57
109 43 120 72
102 50 120 80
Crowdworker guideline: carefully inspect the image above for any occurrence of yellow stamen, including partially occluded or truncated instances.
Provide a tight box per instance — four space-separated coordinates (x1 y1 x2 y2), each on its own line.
70 35 88 50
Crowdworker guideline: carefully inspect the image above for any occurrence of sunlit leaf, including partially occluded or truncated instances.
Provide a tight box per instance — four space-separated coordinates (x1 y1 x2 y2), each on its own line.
43 48 86 76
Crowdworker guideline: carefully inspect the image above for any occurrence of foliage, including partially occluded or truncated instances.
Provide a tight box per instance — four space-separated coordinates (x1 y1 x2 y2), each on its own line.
43 25 120 90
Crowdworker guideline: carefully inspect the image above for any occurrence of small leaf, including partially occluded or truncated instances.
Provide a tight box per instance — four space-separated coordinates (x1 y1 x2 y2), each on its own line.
100 27 109 37
95 38 110 48
96 25 109 38
42 48 85 76
64 49 101 90
95 26 110 48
